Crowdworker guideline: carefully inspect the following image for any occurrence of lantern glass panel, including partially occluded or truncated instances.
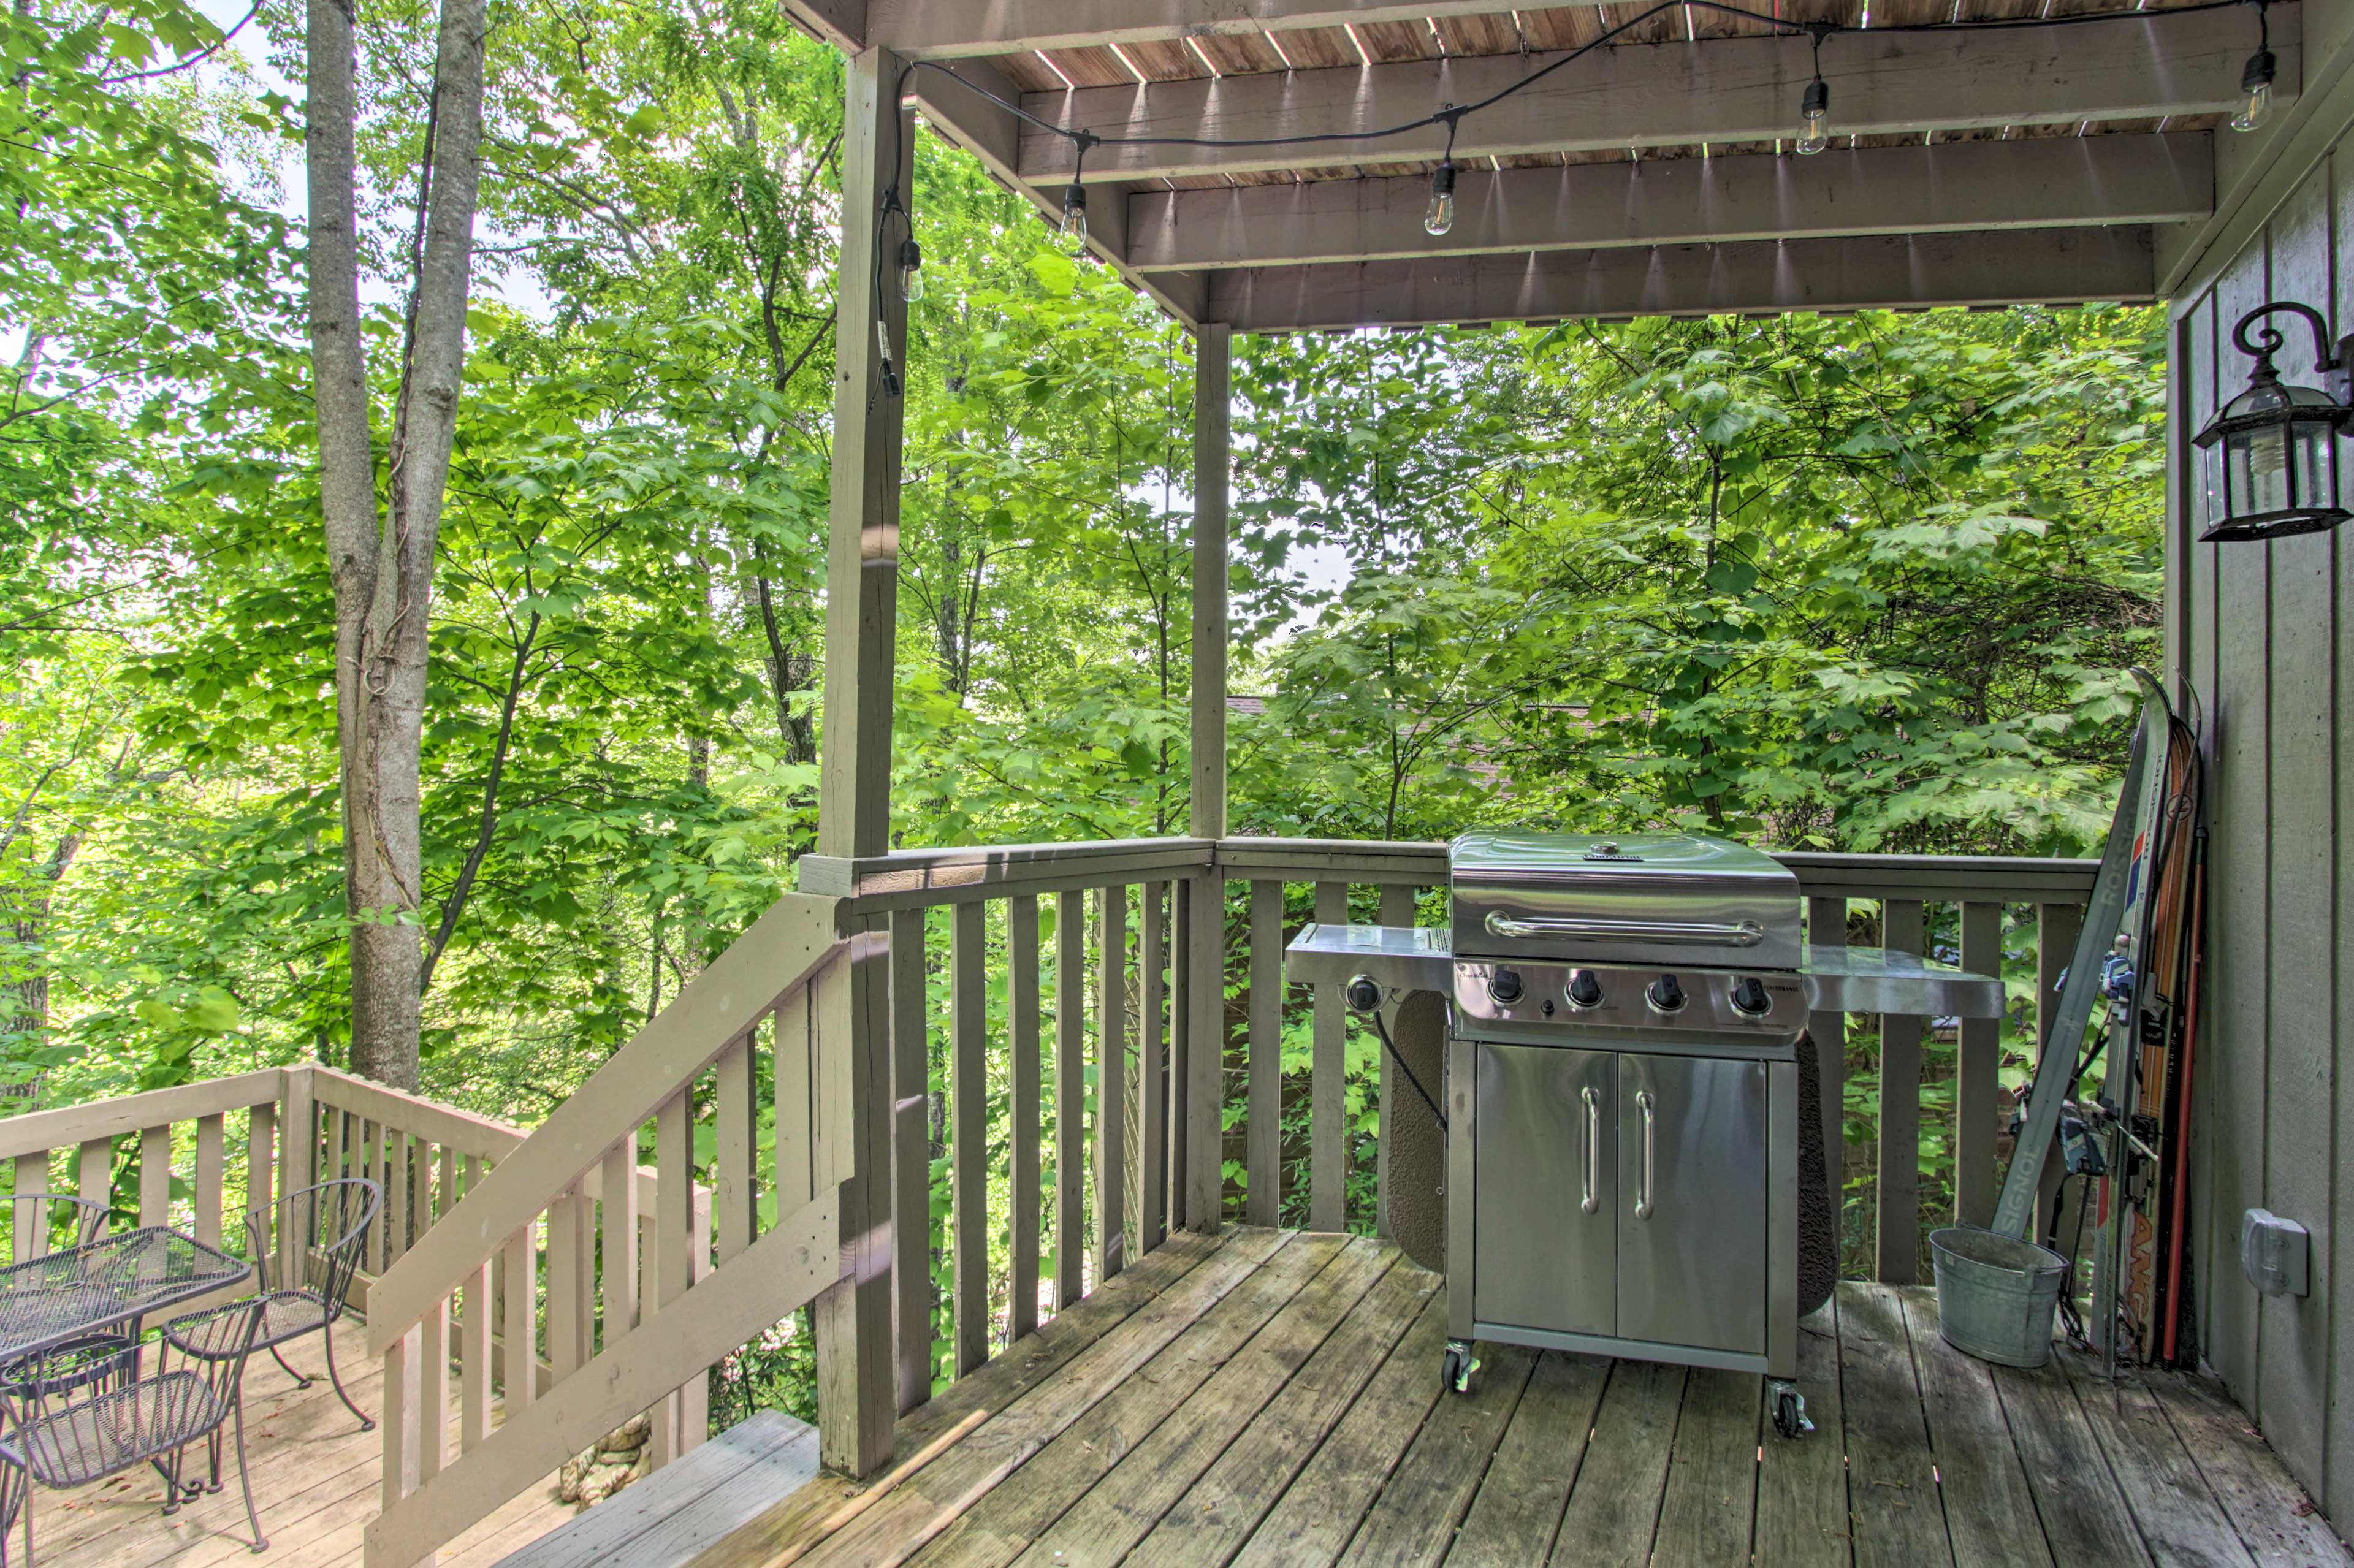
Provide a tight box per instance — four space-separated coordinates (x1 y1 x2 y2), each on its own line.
2292 417 2334 511
2202 438 2226 527
2231 422 2291 516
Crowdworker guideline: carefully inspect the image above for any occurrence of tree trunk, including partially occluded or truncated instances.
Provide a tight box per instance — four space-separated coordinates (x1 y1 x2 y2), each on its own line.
307 0 490 1090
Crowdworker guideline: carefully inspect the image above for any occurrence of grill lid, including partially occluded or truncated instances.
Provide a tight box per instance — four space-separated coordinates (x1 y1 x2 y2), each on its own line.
1449 830 1802 970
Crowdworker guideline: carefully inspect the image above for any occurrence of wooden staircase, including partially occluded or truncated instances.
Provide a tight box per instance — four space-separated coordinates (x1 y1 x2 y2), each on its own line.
488 1411 821 1568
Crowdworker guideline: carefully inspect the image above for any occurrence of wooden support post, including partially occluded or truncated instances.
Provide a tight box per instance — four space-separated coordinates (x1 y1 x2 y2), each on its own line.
811 40 910 1482
1186 322 1230 1238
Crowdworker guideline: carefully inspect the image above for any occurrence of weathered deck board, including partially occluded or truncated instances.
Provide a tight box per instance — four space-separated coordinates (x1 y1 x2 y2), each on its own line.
1897 1287 2054 1567
907 1231 1354 1567
1124 1257 1441 1567
1753 1301 1848 1568
1005 1239 1396 1567
1650 1366 1762 1565
661 1231 2354 1568
1548 1357 1685 1568
33 1317 571 1568
1444 1350 1607 1564
1837 1282 1954 1568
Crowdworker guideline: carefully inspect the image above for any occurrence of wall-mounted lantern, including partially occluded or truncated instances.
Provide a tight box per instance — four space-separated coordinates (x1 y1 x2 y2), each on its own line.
2195 302 2354 543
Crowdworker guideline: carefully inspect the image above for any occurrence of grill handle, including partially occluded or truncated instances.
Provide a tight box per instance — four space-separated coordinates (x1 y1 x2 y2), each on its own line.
1634 1089 1656 1221
1580 1086 1601 1216
1484 911 1767 946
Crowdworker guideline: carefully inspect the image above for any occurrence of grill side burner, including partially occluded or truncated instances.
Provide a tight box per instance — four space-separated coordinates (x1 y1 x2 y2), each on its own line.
1285 829 2007 1442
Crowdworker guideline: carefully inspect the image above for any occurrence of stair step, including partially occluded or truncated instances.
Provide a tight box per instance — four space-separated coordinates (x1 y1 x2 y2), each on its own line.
493 1411 819 1568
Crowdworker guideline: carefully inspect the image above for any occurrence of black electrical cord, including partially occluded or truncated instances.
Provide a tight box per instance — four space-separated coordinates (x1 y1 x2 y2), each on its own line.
867 0 2261 397
1369 1007 1446 1135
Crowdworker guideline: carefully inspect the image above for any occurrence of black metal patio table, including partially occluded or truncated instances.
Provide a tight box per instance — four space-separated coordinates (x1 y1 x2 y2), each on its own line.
0 1227 252 1367
0 1226 254 1509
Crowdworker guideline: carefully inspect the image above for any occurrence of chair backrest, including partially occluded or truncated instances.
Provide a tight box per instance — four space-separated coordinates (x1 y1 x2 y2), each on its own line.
1 1192 110 1265
246 1178 380 1319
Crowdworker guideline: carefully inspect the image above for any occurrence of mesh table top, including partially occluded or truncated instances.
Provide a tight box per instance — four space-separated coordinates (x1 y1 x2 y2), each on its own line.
0 1228 252 1364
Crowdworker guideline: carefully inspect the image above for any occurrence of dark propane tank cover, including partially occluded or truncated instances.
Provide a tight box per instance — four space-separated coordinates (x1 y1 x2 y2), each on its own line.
1381 988 1449 1272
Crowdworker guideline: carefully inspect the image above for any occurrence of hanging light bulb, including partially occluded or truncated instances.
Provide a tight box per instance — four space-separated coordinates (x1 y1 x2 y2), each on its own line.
2234 0 2274 134
1425 160 1456 238
2236 47 2276 132
1797 77 1830 154
897 237 925 303
1059 181 1089 254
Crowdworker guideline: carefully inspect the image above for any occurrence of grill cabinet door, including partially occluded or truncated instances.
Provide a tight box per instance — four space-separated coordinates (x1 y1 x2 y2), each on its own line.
1617 1051 1768 1355
1474 1043 1615 1336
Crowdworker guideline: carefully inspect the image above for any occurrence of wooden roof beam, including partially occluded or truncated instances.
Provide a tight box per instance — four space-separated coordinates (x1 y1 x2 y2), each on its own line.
1129 134 2214 272
782 0 864 52
1011 6 2295 185
909 53 1209 323
867 0 1531 60
1202 226 2158 332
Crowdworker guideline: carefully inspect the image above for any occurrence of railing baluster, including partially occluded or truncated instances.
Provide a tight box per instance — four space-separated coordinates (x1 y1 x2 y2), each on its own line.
1876 898 1927 1284
715 1033 756 1264
1055 889 1085 1310
420 1291 451 1483
1170 880 1192 1235
952 899 989 1376
138 1124 172 1230
382 1322 421 1545
545 1186 586 1382
1805 892 1848 1264
601 1136 640 1349
1309 881 1347 1233
1246 880 1284 1227
501 1221 538 1412
246 1102 276 1252
462 1156 493 1452
1010 895 1043 1341
652 1087 693 1467
194 1113 225 1249
1184 873 1225 1236
774 985 815 1216
1956 902 2004 1229
1096 885 1128 1281
1374 883 1418 1234
13 1154 47 1260
1140 880 1167 1254
77 1136 109 1216
887 906 928 1410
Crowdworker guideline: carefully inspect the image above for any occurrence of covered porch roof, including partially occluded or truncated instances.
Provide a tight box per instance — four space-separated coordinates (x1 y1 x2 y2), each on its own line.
777 0 2354 330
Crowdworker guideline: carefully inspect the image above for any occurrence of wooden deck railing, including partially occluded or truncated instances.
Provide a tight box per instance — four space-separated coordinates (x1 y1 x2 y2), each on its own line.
360 890 858 1568
800 833 2101 1429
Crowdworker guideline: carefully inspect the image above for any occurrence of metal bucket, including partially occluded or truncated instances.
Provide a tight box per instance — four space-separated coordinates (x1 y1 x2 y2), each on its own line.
1929 1226 2070 1368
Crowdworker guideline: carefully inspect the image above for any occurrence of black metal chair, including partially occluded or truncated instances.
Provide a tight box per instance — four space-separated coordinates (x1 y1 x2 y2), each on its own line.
0 1196 134 1410
164 1178 379 1433
0 1293 270 1561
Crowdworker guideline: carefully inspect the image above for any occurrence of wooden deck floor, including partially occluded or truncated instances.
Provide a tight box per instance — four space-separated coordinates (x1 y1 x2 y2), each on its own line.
32 1315 571 1568
684 1227 2353 1568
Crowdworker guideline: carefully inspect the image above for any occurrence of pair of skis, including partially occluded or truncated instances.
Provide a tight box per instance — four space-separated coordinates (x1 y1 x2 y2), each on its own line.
1987 668 2204 1374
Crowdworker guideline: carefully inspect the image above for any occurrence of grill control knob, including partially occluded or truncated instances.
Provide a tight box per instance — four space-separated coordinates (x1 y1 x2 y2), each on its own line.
1730 976 1772 1016
1647 973 1687 1014
1344 975 1384 1014
1566 970 1604 1010
1488 969 1525 1005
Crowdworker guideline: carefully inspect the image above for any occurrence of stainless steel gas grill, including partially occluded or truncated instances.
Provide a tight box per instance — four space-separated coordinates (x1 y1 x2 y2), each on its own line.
1287 829 2006 1441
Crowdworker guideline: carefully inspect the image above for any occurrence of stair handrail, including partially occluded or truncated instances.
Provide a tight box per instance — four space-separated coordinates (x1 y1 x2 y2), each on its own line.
365 891 851 1358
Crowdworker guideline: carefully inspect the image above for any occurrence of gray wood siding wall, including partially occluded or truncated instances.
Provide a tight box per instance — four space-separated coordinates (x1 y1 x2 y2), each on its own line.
2171 126 2352 1528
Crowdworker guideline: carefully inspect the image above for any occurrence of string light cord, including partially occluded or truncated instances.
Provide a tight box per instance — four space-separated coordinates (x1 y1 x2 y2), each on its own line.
899 0 2252 157
866 0 2264 396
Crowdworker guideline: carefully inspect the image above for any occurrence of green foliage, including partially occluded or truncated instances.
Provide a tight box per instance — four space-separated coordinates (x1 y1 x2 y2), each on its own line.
0 0 2164 1437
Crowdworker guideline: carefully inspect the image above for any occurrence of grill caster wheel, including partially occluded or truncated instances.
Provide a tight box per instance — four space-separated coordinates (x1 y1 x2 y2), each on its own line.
1770 1380 1813 1439
1442 1341 1480 1395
